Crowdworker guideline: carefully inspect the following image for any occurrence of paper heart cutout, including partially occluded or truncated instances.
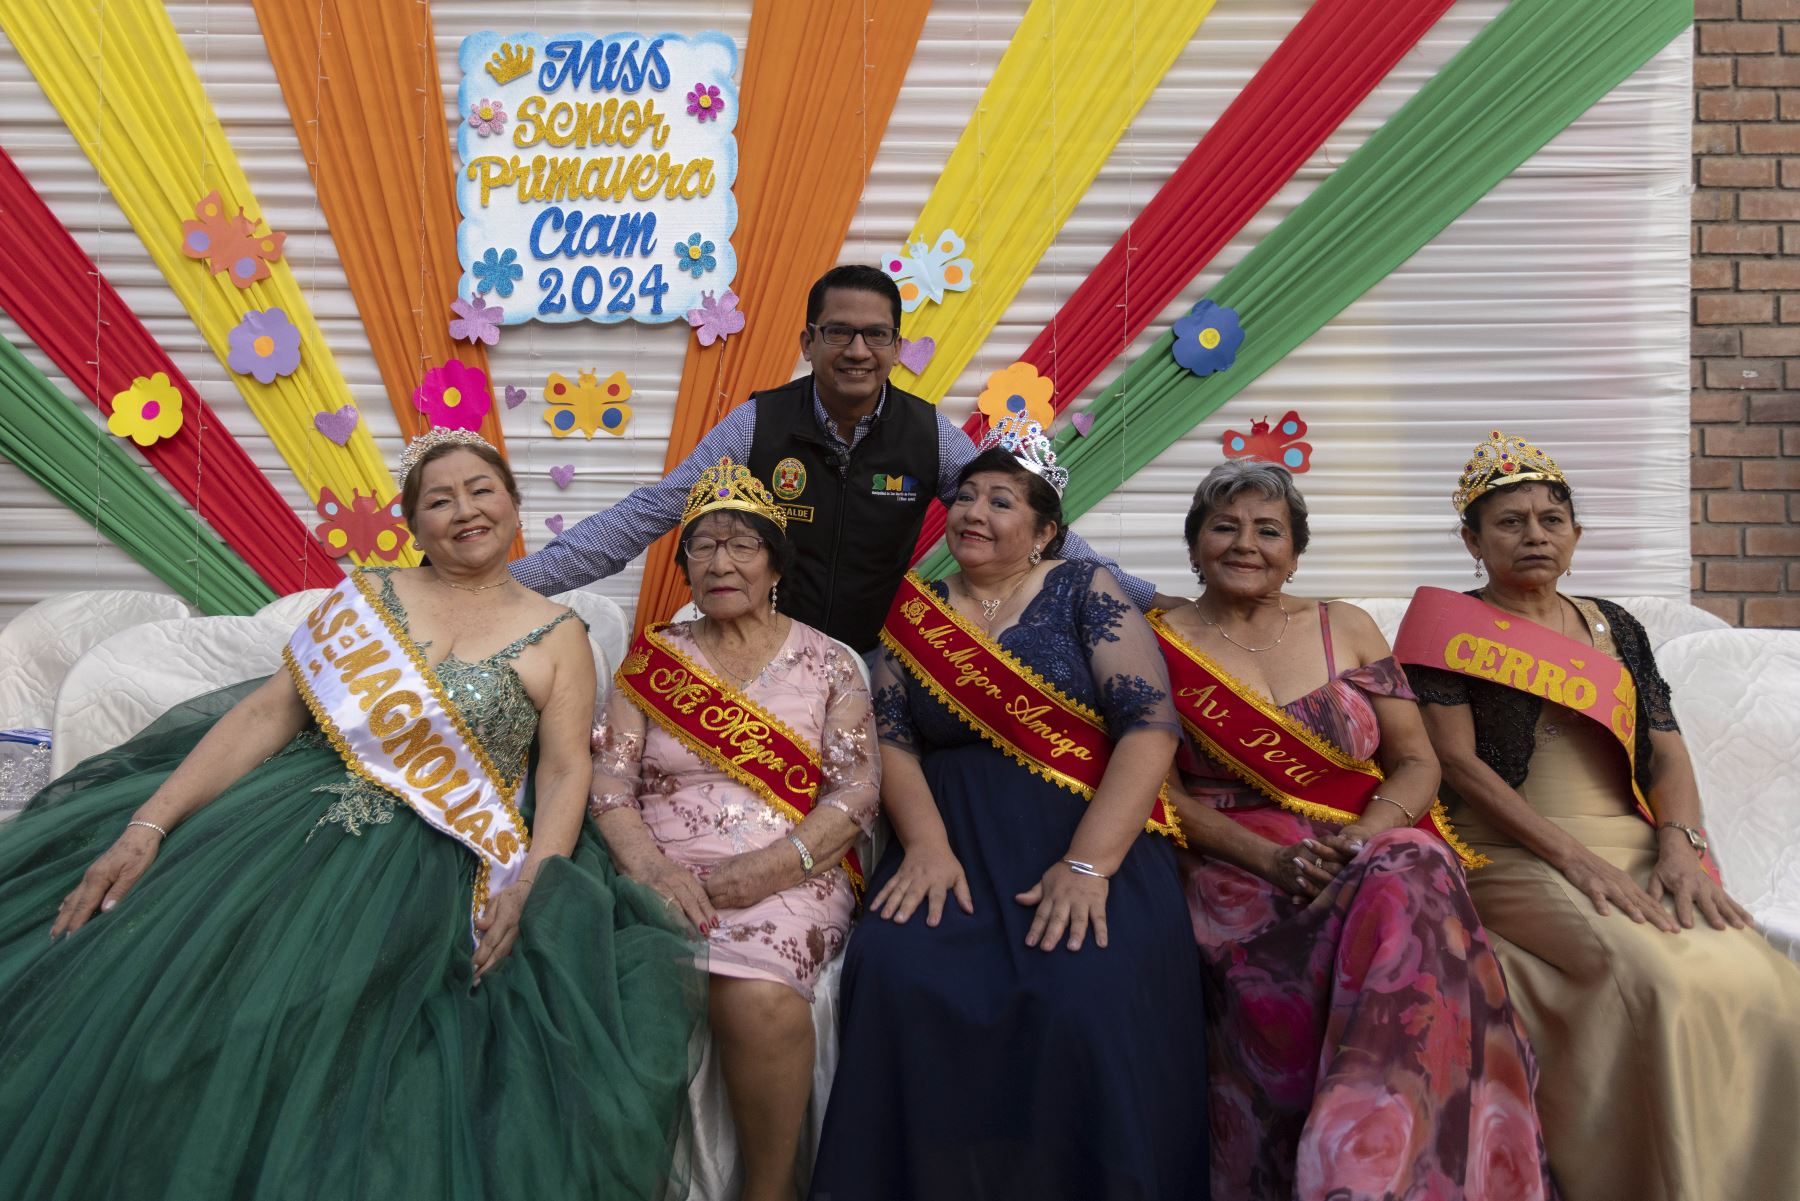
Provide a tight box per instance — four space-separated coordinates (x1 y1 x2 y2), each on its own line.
549 464 575 489
1071 411 1094 436
312 406 359 445
896 335 936 374
545 514 565 536
504 385 527 409
1493 620 1510 630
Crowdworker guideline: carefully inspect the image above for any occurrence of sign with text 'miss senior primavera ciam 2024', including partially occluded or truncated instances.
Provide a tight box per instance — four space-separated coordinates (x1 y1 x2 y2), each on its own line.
456 31 738 326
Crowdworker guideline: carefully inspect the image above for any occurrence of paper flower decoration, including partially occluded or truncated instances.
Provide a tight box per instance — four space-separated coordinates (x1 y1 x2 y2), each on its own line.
1223 410 1312 472
686 290 745 347
472 247 523 298
686 82 724 122
225 308 302 383
884 230 974 313
468 98 507 137
314 488 408 561
107 373 183 447
676 232 716 278
180 191 286 288
1171 299 1245 377
449 296 503 346
543 369 633 438
413 360 493 431
977 362 1055 428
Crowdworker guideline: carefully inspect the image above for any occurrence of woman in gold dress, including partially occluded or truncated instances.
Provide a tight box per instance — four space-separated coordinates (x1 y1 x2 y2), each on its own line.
1400 431 1800 1201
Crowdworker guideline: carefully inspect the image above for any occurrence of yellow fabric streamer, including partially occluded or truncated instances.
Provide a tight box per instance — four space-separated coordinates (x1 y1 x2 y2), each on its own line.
891 0 1215 405
0 0 416 566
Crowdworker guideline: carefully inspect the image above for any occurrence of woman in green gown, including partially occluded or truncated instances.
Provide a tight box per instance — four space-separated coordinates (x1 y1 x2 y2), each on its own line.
0 431 704 1201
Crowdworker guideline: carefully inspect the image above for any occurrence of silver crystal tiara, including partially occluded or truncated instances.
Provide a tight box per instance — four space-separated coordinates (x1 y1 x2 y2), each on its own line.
976 413 1068 495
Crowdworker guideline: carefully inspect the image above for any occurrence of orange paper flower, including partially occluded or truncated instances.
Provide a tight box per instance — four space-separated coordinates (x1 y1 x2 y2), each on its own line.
107 373 184 446
976 361 1054 428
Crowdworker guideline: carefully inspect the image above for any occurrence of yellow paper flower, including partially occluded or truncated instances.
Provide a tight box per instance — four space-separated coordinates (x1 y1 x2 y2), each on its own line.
976 361 1055 428
107 373 184 447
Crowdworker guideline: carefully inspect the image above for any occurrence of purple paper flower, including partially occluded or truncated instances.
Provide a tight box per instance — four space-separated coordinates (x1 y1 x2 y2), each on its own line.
686 289 745 347
1170 299 1245 377
449 295 503 346
413 359 493 431
468 98 507 137
226 308 302 384
686 82 724 122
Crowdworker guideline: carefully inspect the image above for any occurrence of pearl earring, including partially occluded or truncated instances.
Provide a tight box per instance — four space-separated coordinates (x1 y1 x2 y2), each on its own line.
771 582 780 611
1192 565 1205 585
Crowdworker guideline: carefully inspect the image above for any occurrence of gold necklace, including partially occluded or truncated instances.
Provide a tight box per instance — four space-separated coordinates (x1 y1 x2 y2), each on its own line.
695 619 776 687
959 568 1033 624
434 571 509 593
1193 598 1291 653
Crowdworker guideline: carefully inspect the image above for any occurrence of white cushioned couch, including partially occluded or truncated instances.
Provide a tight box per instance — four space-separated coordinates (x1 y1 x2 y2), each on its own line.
4 588 1794 1199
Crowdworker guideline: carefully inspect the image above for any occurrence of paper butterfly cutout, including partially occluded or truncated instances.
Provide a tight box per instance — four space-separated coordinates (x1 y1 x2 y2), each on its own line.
543 369 633 438
180 191 286 288
1221 411 1311 473
884 229 973 313
313 488 408 560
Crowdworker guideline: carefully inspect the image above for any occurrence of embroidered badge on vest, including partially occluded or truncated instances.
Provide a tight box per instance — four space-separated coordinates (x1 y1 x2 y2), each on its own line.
771 456 808 499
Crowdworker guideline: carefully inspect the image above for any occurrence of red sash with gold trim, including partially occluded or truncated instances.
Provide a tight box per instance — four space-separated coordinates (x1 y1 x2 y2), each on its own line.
879 574 1185 846
1150 610 1480 868
1394 586 1719 881
614 625 864 893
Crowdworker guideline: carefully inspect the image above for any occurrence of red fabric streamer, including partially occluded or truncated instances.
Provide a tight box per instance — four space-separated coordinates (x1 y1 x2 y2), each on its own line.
911 0 1454 563
0 148 342 595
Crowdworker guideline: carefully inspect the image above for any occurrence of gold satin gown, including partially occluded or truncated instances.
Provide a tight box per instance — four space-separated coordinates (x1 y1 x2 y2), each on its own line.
1445 612 1800 1201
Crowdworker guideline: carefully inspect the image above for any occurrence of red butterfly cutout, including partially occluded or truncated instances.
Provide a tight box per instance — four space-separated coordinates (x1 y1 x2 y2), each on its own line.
180 191 287 288
313 488 408 561
1222 410 1311 473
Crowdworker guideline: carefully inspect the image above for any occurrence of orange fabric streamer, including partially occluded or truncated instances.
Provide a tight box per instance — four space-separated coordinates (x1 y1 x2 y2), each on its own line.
630 0 932 635
252 0 523 558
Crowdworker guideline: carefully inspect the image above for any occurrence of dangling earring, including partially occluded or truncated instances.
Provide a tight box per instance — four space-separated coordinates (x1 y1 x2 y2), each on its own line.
1564 567 1572 577
1029 544 1043 566
1473 561 1485 579
770 582 780 611
1192 565 1205 585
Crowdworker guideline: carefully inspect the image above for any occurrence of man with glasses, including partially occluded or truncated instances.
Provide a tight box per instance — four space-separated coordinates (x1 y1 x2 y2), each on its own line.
512 264 1160 651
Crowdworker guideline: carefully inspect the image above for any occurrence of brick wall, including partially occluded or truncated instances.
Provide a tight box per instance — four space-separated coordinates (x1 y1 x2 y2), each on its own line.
1693 0 1800 627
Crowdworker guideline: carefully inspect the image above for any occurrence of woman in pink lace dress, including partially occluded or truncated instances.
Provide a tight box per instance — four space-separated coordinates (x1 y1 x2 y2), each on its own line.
590 463 880 1201
1158 462 1557 1201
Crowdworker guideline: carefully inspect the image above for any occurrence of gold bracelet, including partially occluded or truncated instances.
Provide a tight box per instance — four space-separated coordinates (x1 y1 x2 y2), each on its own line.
1368 794 1417 825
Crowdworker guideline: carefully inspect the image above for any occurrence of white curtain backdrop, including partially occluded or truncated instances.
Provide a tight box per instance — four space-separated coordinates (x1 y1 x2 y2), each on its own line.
0 0 1692 626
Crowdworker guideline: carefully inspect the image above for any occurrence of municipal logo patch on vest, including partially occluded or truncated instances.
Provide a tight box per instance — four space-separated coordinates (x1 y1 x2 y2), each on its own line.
771 457 808 500
870 472 920 501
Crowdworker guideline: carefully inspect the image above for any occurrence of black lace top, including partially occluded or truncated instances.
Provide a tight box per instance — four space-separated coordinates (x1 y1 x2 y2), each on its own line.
1404 594 1679 796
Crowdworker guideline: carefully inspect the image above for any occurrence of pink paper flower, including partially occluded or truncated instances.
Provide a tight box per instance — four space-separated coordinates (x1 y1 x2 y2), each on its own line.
449 295 503 346
686 289 745 347
225 308 302 384
468 98 507 136
686 82 724 122
412 359 493 431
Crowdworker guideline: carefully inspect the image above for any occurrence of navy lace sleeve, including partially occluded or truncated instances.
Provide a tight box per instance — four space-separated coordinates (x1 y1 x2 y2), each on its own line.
870 643 919 752
1078 565 1179 740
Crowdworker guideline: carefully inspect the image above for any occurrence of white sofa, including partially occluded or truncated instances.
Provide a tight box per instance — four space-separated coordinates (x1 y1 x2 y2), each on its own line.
0 590 194 730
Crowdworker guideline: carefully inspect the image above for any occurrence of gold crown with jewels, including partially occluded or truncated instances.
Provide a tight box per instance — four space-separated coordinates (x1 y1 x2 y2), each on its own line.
681 457 789 533
1452 429 1568 514
486 43 534 86
399 427 499 483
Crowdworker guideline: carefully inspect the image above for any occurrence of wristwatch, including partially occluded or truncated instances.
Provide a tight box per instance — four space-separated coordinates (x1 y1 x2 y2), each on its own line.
1658 821 1709 856
787 834 815 875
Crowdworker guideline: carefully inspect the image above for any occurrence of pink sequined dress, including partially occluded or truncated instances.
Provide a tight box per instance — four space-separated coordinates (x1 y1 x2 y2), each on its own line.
1172 605 1558 1201
591 619 879 1001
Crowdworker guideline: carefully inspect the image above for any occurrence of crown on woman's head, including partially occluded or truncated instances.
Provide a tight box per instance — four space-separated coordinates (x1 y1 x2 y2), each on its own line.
682 457 788 532
1452 429 1568 514
977 413 1068 495
399 427 500 483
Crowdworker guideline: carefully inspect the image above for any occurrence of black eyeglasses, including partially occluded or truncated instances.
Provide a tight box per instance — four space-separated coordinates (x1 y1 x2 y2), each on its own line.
808 322 898 349
683 535 766 563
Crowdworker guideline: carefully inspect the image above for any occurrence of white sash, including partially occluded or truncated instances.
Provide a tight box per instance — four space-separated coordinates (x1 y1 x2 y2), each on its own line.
283 571 530 934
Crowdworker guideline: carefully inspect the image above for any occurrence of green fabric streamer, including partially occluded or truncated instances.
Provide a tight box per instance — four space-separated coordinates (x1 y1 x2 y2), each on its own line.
0 337 274 614
919 0 1689 580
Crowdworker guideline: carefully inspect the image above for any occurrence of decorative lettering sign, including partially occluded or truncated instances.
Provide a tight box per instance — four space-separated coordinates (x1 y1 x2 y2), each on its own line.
456 31 738 326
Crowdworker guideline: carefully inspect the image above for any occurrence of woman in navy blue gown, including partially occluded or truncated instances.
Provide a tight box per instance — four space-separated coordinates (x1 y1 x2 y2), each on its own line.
809 418 1208 1201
